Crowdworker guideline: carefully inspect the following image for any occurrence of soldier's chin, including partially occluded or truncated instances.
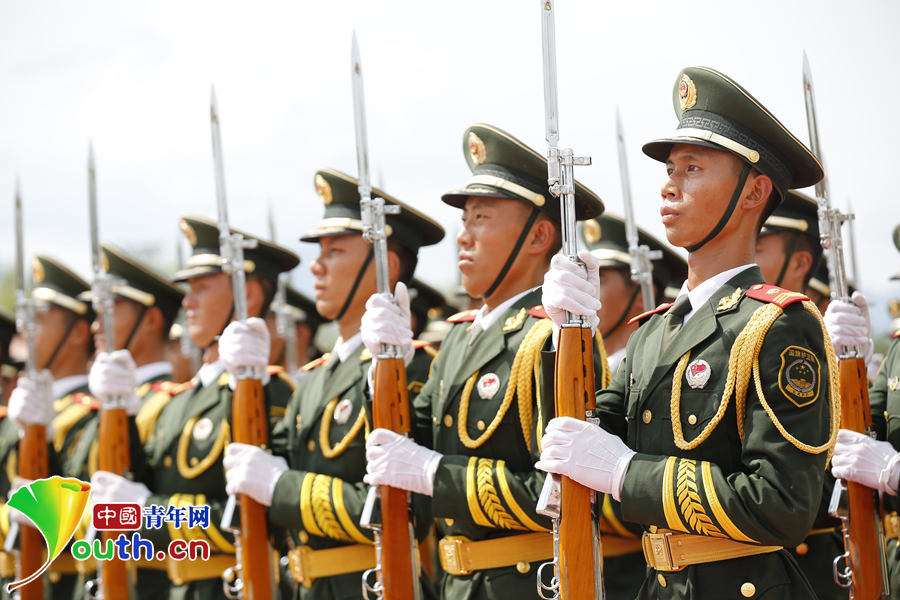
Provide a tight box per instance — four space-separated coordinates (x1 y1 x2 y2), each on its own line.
460 275 485 301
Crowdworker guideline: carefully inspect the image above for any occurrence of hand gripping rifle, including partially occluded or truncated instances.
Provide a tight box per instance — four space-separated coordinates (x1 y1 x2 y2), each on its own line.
12 180 49 600
210 89 273 600
83 146 132 600
352 33 421 600
615 109 661 312
803 53 889 600
535 3 603 599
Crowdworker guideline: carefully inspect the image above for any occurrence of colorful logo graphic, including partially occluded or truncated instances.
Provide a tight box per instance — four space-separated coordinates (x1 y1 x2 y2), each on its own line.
6 476 92 593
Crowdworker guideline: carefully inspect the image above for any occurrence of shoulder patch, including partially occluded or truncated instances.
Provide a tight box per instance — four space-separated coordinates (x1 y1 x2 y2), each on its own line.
745 283 809 308
72 393 101 410
528 305 548 319
778 345 821 407
302 354 330 372
627 302 674 326
446 310 478 323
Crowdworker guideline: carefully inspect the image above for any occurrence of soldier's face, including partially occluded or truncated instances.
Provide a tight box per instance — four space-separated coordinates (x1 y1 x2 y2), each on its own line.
309 234 374 321
755 233 788 284
661 144 747 248
596 268 639 332
182 273 233 348
91 298 142 353
456 197 532 298
32 306 77 370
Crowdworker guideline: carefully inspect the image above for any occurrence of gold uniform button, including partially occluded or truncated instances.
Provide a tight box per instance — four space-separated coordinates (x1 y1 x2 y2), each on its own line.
516 561 530 574
687 414 697 425
656 573 667 587
476 420 486 431
443 414 454 428
741 582 756 597
642 409 652 424
307 440 316 452
298 531 309 544
163 455 173 468
444 518 454 527
795 542 809 555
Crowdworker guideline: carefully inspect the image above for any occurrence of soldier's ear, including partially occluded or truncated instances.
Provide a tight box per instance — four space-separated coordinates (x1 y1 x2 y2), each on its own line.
525 217 556 257
386 249 401 287
741 172 773 211
143 306 164 338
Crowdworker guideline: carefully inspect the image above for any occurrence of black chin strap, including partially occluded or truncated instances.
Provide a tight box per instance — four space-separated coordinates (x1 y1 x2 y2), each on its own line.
482 207 540 300
122 305 150 353
207 305 235 352
335 248 374 322
602 283 641 339
774 231 801 287
686 163 752 253
41 314 80 372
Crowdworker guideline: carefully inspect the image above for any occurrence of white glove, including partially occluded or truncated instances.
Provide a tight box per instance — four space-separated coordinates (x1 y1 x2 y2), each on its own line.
824 291 873 363
223 442 288 507
831 429 900 495
8 372 55 431
542 251 602 342
89 350 142 416
219 318 271 386
535 417 635 502
364 428 443 496
361 282 415 366
89 471 152 506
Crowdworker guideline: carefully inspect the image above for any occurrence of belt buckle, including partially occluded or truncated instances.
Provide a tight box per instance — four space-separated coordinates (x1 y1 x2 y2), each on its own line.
289 546 313 589
644 532 679 572
439 536 471 576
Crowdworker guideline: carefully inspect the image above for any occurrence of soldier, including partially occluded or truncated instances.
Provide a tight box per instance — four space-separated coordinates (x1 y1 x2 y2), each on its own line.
89 216 298 600
581 214 687 373
361 124 605 599
0 311 18 587
6 256 96 595
831 223 900 597
223 169 443 599
538 66 839 598
265 282 325 382
0 311 17 405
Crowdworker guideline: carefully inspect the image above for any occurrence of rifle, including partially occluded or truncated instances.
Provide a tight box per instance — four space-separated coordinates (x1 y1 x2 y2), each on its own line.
12 179 48 600
351 33 420 600
615 108 661 313
267 203 299 382
210 89 272 600
803 52 889 600
536 2 602 599
84 145 132 599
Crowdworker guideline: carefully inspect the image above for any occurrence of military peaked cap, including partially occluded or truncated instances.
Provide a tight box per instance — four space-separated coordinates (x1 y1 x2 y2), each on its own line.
31 256 93 318
760 191 820 240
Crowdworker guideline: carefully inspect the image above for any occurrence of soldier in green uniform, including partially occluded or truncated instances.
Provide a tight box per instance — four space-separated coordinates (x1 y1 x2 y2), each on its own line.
832 223 900 597
265 282 325 383
223 169 444 599
7 256 95 596
362 124 607 600
0 310 18 406
538 66 839 599
89 216 299 600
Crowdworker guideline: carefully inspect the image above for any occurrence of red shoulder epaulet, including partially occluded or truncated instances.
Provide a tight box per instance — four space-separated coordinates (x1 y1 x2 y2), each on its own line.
745 283 809 308
267 365 285 375
72 393 101 410
170 379 196 395
528 305 548 319
446 310 478 323
893 329 900 339
150 380 179 393
627 302 674 326
412 340 432 350
301 354 329 372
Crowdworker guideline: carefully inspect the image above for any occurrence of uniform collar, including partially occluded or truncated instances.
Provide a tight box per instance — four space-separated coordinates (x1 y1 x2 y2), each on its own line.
676 264 756 324
474 286 538 332
607 347 626 374
198 359 225 388
53 374 88 398
332 332 362 364
135 361 172 385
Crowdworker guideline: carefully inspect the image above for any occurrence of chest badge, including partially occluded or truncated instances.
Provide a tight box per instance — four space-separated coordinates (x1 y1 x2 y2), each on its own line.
334 398 354 424
477 373 501 399
685 359 711 389
192 417 214 441
889 376 899 392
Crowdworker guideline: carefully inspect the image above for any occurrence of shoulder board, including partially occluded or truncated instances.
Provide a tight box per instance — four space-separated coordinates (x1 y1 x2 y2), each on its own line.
301 354 329 372
627 302 674 326
267 365 285 375
528 305 548 319
217 372 230 386
72 393 101 410
170 379 197 395
413 339 432 350
150 380 182 394
446 310 478 323
745 283 809 308
893 330 900 339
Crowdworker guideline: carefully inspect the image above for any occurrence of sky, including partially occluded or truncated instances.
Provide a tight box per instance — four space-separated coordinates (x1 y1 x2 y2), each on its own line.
1 0 898 337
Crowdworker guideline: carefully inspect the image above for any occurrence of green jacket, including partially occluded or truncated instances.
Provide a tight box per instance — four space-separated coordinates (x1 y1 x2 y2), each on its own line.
597 266 837 599
269 340 436 600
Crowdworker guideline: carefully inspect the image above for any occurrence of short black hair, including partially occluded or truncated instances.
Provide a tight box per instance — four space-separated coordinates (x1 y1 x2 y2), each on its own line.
248 274 277 319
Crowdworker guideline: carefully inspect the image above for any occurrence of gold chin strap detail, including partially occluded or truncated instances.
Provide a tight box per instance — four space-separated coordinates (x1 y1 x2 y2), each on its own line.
670 127 760 164
319 397 369 459
458 319 552 451
177 416 229 479
466 175 546 207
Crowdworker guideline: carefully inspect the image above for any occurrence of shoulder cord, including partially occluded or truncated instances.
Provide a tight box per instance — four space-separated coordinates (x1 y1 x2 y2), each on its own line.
594 330 612 390
319 396 370 459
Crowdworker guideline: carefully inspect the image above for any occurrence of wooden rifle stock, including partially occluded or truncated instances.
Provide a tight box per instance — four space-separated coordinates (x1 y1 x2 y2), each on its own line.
554 326 598 600
18 424 47 600
232 378 273 600
98 407 131 596
372 356 416 599
839 356 883 599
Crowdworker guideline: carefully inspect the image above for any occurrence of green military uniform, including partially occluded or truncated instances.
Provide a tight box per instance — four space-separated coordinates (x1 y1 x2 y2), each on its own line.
268 169 444 599
134 216 299 600
588 66 838 599
0 311 18 592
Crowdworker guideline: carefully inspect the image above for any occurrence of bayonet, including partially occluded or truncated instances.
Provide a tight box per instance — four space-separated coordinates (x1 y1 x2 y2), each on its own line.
88 144 115 355
14 179 37 381
616 107 661 312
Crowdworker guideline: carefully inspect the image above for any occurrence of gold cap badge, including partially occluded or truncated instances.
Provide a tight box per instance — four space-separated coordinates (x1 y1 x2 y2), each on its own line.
468 132 487 165
32 258 45 283
315 174 333 205
583 219 602 245
179 219 197 247
679 74 697 111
